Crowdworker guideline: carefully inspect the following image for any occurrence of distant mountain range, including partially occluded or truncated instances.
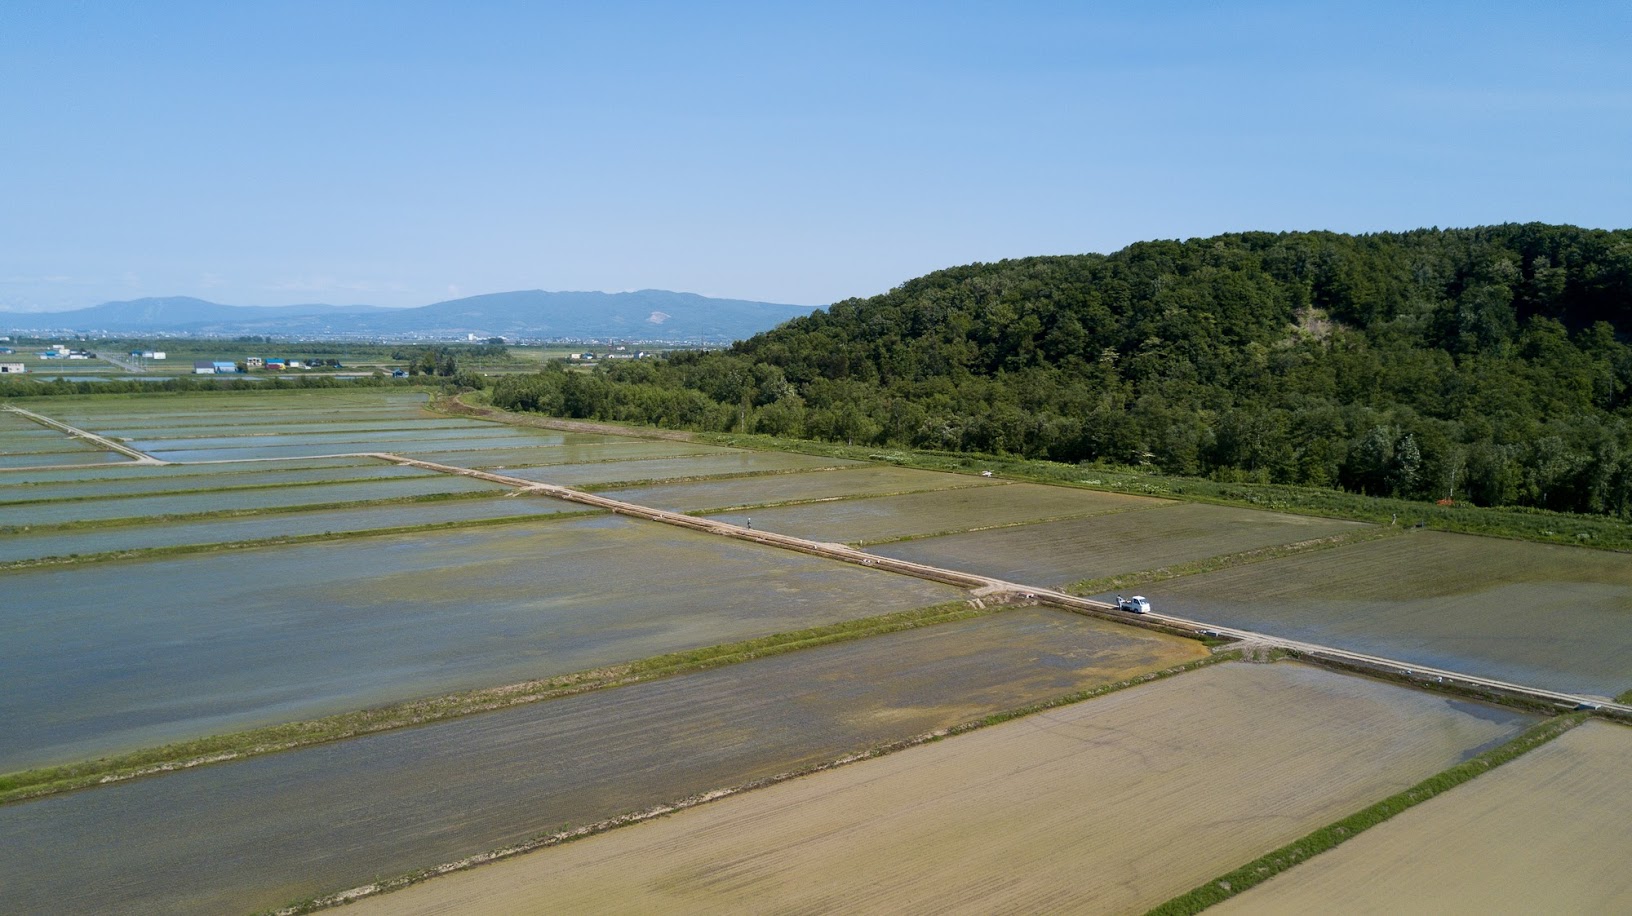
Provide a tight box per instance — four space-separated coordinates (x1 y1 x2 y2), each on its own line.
0 290 819 342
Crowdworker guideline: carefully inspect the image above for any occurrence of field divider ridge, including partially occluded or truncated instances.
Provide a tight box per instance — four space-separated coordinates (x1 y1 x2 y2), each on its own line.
373 452 1632 720
1 404 166 464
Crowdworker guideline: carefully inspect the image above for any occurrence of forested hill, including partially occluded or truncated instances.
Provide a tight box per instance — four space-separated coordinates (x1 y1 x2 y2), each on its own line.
493 224 1632 518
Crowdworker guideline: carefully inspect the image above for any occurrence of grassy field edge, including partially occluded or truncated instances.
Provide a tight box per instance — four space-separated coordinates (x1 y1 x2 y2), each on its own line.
1141 711 1590 916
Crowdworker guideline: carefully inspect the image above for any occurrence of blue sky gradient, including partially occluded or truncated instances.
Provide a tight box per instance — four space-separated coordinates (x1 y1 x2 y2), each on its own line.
3 1 1628 310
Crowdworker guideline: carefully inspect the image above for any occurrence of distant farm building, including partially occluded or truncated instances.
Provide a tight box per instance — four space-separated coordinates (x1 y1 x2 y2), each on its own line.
246 357 265 369
193 361 216 374
0 362 25 374
213 361 237 373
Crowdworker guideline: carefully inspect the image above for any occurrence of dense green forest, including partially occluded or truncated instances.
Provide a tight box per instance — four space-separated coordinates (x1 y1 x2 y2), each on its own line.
493 224 1632 518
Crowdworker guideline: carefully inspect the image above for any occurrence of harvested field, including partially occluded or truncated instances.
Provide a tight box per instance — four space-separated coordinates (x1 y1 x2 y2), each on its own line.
1215 720 1632 915
340 662 1534 916
500 451 860 487
0 514 959 768
871 502 1365 588
1151 530 1632 697
703 482 1166 544
0 474 504 527
0 609 1208 915
0 462 438 504
0 496 589 564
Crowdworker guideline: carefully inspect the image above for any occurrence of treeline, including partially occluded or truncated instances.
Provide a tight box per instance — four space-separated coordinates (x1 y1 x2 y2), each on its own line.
493 224 1632 518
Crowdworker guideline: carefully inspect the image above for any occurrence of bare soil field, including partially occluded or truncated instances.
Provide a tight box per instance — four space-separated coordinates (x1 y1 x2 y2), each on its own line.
1214 720 1632 915
342 662 1534 916
1151 530 1632 697
0 609 1206 915
872 502 1364 588
0 513 960 769
702 482 1167 545
600 465 998 513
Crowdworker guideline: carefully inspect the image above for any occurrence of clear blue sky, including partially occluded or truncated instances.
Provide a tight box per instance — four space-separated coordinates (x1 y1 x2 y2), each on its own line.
3 1 1628 310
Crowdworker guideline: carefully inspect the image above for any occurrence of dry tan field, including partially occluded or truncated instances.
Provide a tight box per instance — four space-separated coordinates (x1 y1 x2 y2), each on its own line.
1214 720 1632 915
344 662 1534 916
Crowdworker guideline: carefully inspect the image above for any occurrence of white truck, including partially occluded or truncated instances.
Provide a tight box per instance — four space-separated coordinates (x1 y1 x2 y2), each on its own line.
1115 595 1151 614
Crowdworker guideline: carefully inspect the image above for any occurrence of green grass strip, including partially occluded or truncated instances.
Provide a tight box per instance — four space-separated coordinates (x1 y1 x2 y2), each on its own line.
1616 688 1632 705
0 601 985 807
1143 711 1590 916
1063 526 1403 596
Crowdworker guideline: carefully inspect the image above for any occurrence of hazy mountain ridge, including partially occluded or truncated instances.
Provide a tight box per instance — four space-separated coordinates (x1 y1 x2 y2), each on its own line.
0 290 816 342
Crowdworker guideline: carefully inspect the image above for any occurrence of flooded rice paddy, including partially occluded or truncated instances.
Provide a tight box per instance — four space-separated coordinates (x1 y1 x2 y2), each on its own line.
870 502 1365 587
703 482 1166 545
600 465 998 513
1 473 505 527
0 495 589 564
0 462 438 504
342 662 1536 916
0 609 1206 915
0 513 960 769
1147 530 1632 697
1216 720 1632 914
497 450 859 486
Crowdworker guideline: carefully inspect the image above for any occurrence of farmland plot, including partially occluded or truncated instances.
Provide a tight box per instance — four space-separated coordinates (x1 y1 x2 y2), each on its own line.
0 514 959 768
1 473 504 527
703 482 1166 545
0 454 384 486
871 502 1365 588
600 465 998 513
0 462 438 504
1216 721 1632 915
0 609 1207 915
0 496 590 564
400 438 726 469
500 451 860 487
0 448 126 469
341 662 1534 916
87 418 495 439
134 432 564 462
1150 530 1632 697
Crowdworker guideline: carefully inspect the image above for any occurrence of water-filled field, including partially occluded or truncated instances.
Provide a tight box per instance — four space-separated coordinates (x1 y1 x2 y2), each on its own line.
0 514 960 769
1148 530 1632 697
0 449 126 469
703 482 1166 545
133 433 566 463
90 418 494 439
23 390 435 425
0 462 438 504
0 454 384 486
0 496 589 564
1 474 504 527
499 451 860 487
870 502 1366 588
399 438 727 469
0 609 1206 915
600 465 998 513
342 662 1534 916
1215 721 1632 914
